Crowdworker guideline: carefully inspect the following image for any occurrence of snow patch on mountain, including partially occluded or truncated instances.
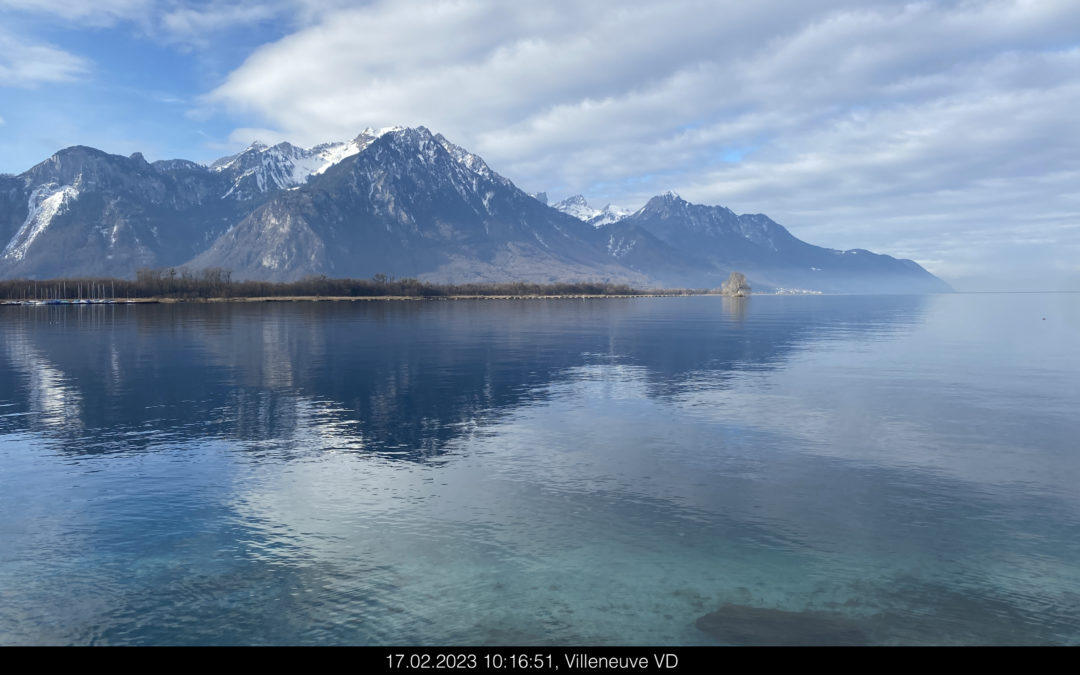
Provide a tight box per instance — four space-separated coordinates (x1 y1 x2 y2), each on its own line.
3 183 80 260
554 195 634 227
592 204 635 226
554 195 597 221
607 234 636 258
213 127 405 199
210 126 514 201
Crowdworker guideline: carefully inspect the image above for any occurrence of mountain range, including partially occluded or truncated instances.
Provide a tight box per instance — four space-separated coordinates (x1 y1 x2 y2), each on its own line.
0 126 950 293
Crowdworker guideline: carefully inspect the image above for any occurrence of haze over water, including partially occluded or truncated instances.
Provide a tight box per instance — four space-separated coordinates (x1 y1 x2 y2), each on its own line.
1 294 1077 645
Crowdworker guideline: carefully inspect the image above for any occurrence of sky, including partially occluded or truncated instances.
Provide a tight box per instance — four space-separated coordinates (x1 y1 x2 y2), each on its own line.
1 0 1078 291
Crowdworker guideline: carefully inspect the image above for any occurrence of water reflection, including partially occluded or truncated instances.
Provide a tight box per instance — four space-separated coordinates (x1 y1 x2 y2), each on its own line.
2 329 83 434
719 296 748 321
0 296 929 459
2 294 1078 645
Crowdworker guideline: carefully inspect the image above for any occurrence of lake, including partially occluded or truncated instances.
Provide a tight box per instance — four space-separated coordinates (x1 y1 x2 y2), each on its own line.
1 294 1077 645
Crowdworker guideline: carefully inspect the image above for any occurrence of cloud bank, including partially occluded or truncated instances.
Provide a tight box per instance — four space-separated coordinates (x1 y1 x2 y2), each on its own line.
3 0 1077 288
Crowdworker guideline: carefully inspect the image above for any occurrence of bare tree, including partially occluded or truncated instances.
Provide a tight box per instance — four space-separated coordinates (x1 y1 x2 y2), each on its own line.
720 271 751 297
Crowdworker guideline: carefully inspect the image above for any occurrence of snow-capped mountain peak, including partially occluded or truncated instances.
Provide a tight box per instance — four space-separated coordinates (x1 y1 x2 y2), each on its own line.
553 194 594 219
357 125 405 141
211 127 415 200
553 195 634 227
594 203 635 226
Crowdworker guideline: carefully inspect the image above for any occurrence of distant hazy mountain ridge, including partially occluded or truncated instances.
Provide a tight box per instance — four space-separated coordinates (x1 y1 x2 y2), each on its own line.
0 127 950 293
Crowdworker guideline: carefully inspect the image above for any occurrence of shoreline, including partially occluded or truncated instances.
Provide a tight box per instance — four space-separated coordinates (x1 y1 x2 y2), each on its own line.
1 292 720 305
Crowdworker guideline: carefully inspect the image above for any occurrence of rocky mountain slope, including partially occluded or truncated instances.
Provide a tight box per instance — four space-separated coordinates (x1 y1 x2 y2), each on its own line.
0 127 950 292
0 147 248 279
189 127 642 283
599 192 949 293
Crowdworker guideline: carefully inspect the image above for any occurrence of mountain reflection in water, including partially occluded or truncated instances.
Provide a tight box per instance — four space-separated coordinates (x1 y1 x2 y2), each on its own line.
1 294 1077 645
0 296 926 459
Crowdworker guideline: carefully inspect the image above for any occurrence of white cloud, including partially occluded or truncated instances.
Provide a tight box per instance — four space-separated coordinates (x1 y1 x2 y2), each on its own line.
0 0 152 27
0 30 90 87
0 0 296 46
161 4 280 38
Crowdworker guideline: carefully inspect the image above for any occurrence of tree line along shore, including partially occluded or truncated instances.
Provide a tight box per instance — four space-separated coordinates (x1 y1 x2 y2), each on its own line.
0 268 737 302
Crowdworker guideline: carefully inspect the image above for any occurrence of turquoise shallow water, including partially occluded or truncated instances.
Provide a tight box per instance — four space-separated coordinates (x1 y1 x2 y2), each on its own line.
0 294 1077 645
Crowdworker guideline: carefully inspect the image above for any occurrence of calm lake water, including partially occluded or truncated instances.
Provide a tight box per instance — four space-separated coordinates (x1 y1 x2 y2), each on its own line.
0 294 1077 645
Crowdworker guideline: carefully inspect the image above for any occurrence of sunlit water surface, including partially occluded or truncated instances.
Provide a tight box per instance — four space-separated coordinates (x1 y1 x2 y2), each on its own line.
1 294 1077 645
